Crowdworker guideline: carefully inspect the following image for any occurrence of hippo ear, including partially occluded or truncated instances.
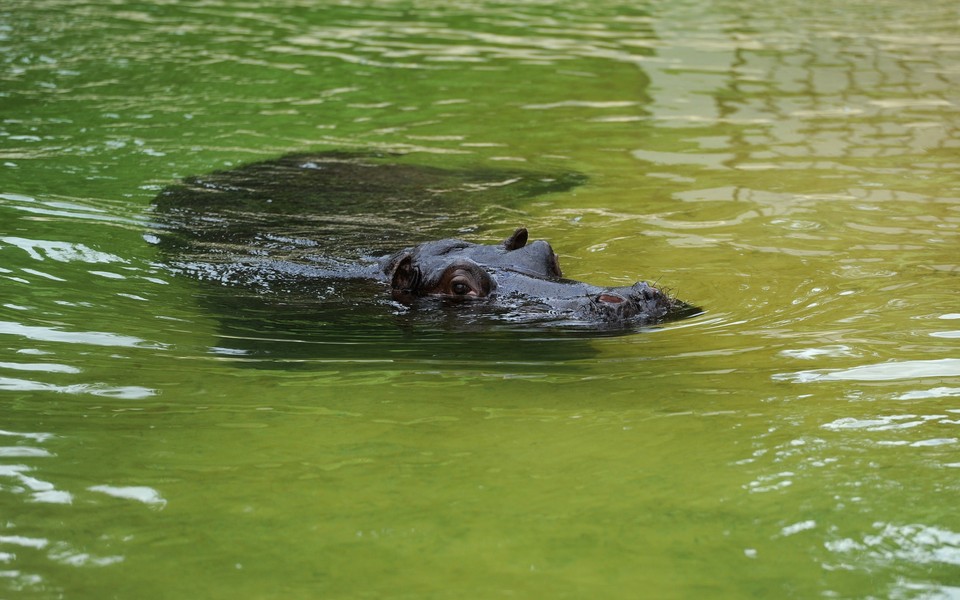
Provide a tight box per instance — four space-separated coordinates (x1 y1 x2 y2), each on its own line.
502 227 528 251
390 254 421 294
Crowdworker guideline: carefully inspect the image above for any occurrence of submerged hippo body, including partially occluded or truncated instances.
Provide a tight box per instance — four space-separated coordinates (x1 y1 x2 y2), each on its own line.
152 151 696 334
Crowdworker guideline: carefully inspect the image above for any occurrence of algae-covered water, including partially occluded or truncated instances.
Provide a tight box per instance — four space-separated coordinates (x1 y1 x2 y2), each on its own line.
2 0 959 597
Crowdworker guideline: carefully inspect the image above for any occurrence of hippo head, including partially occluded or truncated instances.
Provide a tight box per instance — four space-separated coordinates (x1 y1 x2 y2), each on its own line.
383 227 693 326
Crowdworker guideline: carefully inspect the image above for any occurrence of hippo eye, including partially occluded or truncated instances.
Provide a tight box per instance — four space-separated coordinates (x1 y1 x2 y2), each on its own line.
437 265 492 299
449 276 478 297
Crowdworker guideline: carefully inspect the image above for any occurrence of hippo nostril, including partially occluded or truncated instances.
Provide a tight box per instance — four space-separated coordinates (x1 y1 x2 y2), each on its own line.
632 282 656 301
598 293 625 304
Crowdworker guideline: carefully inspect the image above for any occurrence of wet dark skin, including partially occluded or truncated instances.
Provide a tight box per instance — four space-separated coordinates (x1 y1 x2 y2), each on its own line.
384 227 685 324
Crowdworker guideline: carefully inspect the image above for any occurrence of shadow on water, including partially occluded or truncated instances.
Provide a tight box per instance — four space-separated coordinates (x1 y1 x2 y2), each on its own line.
149 151 689 365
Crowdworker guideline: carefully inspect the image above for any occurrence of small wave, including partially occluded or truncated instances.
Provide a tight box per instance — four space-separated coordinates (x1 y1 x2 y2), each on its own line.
0 236 126 264
0 377 157 400
0 193 146 227
0 464 73 505
898 387 960 400
0 361 80 374
774 358 960 383
822 414 947 432
0 321 164 349
88 485 166 509
826 522 960 567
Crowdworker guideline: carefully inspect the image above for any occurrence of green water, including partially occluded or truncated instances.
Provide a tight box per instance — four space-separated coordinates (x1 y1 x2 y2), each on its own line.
2 0 959 597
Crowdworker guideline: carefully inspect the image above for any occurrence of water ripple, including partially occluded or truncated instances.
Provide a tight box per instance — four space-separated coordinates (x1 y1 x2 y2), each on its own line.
898 387 960 401
0 428 156 588
88 485 166 510
822 414 953 433
826 522 960 567
0 236 126 264
0 462 72 506
0 361 80 374
0 321 163 349
0 193 145 228
0 377 157 400
774 359 960 383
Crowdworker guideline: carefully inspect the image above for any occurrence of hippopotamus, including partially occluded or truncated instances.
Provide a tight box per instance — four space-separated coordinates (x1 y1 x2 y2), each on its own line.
151 151 696 336
382 227 682 325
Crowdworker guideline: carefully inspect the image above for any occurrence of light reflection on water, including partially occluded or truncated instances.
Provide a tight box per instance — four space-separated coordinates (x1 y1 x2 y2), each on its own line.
777 358 960 383
0 428 161 588
1 0 959 597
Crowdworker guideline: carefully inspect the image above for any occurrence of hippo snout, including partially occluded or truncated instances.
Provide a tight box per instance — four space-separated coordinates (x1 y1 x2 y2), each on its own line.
590 282 673 322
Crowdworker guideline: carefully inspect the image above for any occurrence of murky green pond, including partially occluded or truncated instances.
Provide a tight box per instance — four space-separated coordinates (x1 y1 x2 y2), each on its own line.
2 0 959 597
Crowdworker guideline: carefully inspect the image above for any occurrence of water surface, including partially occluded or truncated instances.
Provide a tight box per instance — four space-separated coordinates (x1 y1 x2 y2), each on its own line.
1 0 959 597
